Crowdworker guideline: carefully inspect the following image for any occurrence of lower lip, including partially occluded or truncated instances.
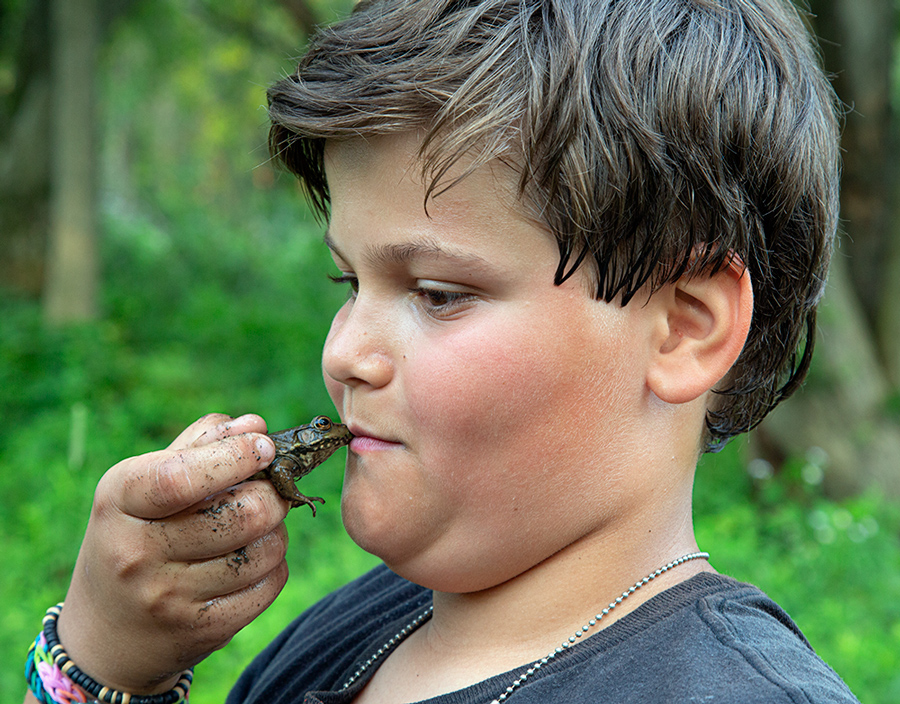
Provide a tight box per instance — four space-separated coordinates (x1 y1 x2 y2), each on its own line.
349 435 403 453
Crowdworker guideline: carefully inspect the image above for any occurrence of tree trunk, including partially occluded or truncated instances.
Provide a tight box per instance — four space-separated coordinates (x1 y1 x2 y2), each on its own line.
811 0 897 329
754 0 900 498
809 0 900 381
42 0 100 323
757 255 900 498
876 161 900 385
1 0 136 305
278 0 320 36
0 0 52 297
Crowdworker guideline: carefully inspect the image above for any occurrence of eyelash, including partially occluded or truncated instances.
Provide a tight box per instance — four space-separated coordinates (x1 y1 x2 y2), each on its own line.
328 273 359 295
414 287 472 310
327 274 475 314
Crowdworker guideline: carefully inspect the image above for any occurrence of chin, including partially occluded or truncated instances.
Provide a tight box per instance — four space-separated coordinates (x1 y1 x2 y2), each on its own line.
345 516 523 594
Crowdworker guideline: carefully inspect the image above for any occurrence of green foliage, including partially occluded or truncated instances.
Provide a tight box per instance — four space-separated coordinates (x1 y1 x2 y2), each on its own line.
695 442 900 703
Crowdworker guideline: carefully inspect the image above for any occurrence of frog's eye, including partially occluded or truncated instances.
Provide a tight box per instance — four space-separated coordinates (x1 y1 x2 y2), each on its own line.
312 416 332 431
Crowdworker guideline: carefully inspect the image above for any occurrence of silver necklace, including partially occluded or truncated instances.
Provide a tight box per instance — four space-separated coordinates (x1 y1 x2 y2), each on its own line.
340 551 710 702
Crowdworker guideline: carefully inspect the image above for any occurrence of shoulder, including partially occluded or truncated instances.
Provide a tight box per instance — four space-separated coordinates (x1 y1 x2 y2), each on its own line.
541 573 860 704
686 573 859 703
228 564 431 703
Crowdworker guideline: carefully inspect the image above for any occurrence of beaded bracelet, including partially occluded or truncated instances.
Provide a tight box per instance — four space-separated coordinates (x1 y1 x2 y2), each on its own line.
25 602 192 704
26 630 91 703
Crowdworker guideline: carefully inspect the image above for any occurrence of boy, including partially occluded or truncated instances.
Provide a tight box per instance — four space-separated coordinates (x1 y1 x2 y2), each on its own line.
25 1 857 703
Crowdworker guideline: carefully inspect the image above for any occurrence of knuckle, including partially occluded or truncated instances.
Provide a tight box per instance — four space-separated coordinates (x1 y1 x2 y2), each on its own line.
106 532 171 592
190 415 235 448
194 491 245 540
97 452 192 519
198 412 232 425
234 490 282 539
221 432 274 476
263 561 291 607
146 454 195 510
194 486 284 545
107 542 147 584
269 523 290 558
92 468 123 518
141 582 199 638
249 525 290 569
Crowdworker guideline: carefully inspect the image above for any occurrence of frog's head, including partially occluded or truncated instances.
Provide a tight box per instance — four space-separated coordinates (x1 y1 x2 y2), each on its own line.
268 415 352 472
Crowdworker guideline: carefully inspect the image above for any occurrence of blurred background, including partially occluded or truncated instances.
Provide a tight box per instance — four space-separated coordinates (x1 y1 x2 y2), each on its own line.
1 0 898 701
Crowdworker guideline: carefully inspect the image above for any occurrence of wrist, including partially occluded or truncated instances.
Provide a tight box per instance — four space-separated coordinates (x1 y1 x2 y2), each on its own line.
25 603 192 704
58 570 187 694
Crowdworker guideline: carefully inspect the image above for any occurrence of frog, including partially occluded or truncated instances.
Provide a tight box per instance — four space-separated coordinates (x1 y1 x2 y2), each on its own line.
251 415 352 515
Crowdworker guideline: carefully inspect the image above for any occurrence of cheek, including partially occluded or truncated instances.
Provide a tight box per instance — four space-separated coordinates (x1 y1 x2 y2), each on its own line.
407 329 535 444
394 308 645 589
404 308 639 496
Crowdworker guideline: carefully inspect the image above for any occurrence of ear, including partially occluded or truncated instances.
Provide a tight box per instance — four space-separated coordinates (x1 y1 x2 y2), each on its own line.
646 261 753 405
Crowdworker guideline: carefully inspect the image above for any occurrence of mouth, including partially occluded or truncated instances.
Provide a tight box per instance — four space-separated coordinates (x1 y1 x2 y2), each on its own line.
346 423 404 454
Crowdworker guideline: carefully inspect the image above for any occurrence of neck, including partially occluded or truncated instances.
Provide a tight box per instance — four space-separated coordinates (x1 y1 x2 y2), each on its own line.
365 536 709 704
430 517 707 658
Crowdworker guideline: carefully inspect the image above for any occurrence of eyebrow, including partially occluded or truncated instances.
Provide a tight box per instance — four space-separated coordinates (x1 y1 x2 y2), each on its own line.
324 231 496 274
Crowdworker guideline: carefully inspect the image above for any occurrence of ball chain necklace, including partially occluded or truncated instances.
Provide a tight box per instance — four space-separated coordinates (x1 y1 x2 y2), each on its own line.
340 551 710 702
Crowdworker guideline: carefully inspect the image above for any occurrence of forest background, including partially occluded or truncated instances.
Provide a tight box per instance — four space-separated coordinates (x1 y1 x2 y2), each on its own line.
1 0 899 702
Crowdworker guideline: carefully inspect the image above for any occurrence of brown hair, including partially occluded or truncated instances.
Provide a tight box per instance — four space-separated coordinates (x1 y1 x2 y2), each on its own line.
268 0 841 451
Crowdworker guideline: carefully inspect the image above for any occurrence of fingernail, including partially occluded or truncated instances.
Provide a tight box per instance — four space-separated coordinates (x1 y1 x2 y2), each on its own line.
255 435 275 462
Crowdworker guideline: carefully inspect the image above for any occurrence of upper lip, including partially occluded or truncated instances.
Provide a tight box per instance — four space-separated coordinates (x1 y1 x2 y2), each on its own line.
345 421 397 443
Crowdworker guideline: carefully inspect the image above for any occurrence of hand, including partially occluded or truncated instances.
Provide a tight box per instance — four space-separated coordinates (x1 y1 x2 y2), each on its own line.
54 413 288 694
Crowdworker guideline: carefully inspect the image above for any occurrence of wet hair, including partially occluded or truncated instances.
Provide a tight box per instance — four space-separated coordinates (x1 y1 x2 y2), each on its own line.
267 0 841 451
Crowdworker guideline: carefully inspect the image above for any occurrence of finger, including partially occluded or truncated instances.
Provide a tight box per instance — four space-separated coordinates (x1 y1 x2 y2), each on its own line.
154 482 290 562
168 413 268 451
167 413 233 450
187 526 290 602
190 559 291 652
187 414 269 450
105 553 290 674
108 432 276 519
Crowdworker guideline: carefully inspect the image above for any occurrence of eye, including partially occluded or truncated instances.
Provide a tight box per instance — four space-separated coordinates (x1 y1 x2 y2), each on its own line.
412 282 477 316
312 416 332 431
416 288 467 307
328 273 359 298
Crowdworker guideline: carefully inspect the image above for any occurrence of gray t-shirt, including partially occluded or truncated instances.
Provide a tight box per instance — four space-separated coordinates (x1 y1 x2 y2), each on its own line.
229 564 859 703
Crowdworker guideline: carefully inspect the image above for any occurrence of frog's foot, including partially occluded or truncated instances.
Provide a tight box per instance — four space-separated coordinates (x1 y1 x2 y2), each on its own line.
290 492 326 516
263 460 325 515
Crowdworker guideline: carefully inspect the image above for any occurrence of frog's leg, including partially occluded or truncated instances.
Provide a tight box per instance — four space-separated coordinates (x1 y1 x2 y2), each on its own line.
266 456 326 516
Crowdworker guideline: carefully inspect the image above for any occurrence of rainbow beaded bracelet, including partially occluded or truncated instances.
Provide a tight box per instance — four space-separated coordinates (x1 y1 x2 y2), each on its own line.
26 603 192 704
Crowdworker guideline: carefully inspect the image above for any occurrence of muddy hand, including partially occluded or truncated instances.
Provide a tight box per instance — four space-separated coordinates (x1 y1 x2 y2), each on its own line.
55 414 287 695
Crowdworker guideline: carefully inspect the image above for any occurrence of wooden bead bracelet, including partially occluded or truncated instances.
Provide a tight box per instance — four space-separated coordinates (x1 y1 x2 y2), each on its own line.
26 602 192 704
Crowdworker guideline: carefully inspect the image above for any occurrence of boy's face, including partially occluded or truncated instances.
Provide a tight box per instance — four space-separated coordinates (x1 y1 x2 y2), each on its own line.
322 133 658 593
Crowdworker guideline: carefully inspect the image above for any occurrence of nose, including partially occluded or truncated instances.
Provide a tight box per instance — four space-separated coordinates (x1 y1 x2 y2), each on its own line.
322 300 395 390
